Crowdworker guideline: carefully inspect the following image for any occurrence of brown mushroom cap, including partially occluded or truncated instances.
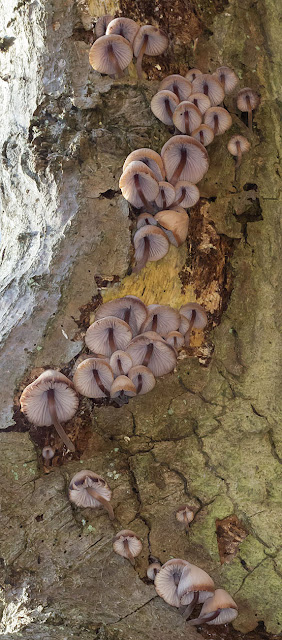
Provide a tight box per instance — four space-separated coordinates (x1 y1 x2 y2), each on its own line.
166 331 184 350
89 34 133 76
73 357 114 398
133 25 168 57
155 181 175 209
227 135 250 156
133 225 169 272
161 135 209 185
151 90 179 126
69 469 113 519
119 161 159 209
188 92 211 115
180 302 208 329
20 369 78 427
109 350 133 376
141 304 180 335
126 331 177 377
192 74 224 106
155 209 189 247
237 87 260 112
123 148 165 182
204 106 232 136
136 213 157 229
95 295 148 337
128 365 156 395
147 562 162 580
188 589 238 626
85 316 132 356
106 17 139 44
192 124 214 147
113 529 142 560
213 66 239 94
178 563 215 606
173 181 200 208
110 375 136 398
95 15 114 38
173 101 202 135
176 504 195 524
185 68 203 83
154 558 191 607
159 74 192 102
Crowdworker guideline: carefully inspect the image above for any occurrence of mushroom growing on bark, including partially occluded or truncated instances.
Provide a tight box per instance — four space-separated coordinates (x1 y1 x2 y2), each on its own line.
128 365 156 395
213 66 239 94
151 90 179 127
175 504 195 529
133 25 168 79
137 213 157 228
187 589 238 626
113 529 142 565
147 562 162 580
173 181 200 208
95 15 113 38
154 558 190 607
155 181 176 210
106 17 139 44
188 92 211 115
204 106 232 136
172 101 202 135
109 350 133 376
95 295 148 337
123 148 165 182
69 470 114 520
85 316 132 357
20 370 78 452
154 208 189 247
73 357 114 398
141 304 180 335
89 34 133 78
178 563 215 618
110 375 136 404
159 74 192 101
185 68 202 82
119 160 159 210
42 445 55 469
179 302 208 346
165 331 184 350
126 331 177 376
161 135 209 185
227 135 250 168
133 226 169 273
192 74 224 106
192 124 214 147
237 87 260 129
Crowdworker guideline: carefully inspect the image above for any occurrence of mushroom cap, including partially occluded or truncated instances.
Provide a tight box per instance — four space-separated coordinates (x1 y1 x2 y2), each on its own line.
126 331 177 377
69 470 112 509
113 529 142 558
175 504 195 523
213 66 239 94
154 209 189 247
192 124 214 146
237 87 260 112
188 92 211 115
141 304 180 335
123 148 165 182
166 331 184 350
136 213 157 229
85 316 132 356
42 445 55 460
20 369 78 427
110 375 136 398
194 589 238 625
185 68 203 82
106 17 139 44
204 106 232 135
73 358 114 398
174 180 200 208
134 226 169 266
133 25 168 57
89 34 133 75
95 15 114 38
147 562 162 580
192 74 224 106
155 181 176 209
227 135 251 156
161 135 209 185
159 75 192 101
128 365 156 395
151 90 179 126
178 563 215 605
109 350 133 376
173 101 202 135
179 302 208 329
95 295 148 337
119 161 159 208
154 558 191 607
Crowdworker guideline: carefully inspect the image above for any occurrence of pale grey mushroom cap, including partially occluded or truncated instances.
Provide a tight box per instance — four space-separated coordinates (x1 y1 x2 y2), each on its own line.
166 331 184 350
119 161 159 208
179 302 208 329
73 358 114 398
147 562 162 580
178 563 215 605
151 90 179 126
204 107 232 135
154 209 189 247
85 316 132 356
227 135 250 156
113 529 142 558
185 68 203 83
192 124 214 146
188 92 211 115
141 304 180 335
20 370 78 427
155 181 176 209
159 74 192 101
192 74 224 106
154 558 191 607
69 470 112 509
128 365 156 395
176 504 195 524
213 66 239 94
126 331 177 377
110 375 136 398
133 25 168 57
95 15 114 38
89 34 133 75
237 87 260 112
123 148 165 182
109 350 133 376
188 589 238 626
134 226 169 268
95 295 148 336
174 181 200 208
106 17 139 43
161 135 209 185
136 213 157 229
173 101 202 135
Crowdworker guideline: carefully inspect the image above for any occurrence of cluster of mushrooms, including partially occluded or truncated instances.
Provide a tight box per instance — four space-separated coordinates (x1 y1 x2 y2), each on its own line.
89 15 168 79
20 295 207 453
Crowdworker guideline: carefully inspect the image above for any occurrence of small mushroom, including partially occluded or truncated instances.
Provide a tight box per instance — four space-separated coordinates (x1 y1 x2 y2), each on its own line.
42 445 55 469
69 469 114 520
123 148 165 182
85 316 132 356
154 209 189 247
155 181 175 210
204 106 232 136
73 357 114 398
179 302 207 346
20 370 78 452
141 304 180 335
188 92 211 115
95 296 148 337
89 34 133 78
178 563 215 618
110 375 136 404
165 331 184 350
133 25 168 79
136 213 157 228
95 15 114 38
126 331 177 377
161 135 209 185
113 529 142 565
147 562 162 580
154 558 191 607
173 181 200 208
185 68 203 82
187 589 238 626
151 90 179 127
192 124 214 147
106 17 139 44
175 504 195 529
133 226 169 273
173 102 202 135
192 74 224 106
227 135 250 168
159 74 192 101
213 66 239 94
128 365 156 395
119 160 159 210
110 350 133 376
237 87 260 129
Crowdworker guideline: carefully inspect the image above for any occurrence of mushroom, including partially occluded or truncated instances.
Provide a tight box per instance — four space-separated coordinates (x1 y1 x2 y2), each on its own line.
95 295 148 337
89 34 133 78
128 365 156 395
85 316 132 357
237 87 260 129
159 74 192 101
161 135 209 185
110 350 133 376
113 529 142 565
192 74 224 106
141 304 180 335
154 209 189 247
172 102 202 135
213 66 239 94
123 148 165 182
133 25 168 79
179 302 207 345
175 504 195 529
42 445 55 469
151 90 179 127
203 106 232 136
188 92 211 115
165 331 184 350
187 589 238 626
126 331 177 377
95 15 113 38
227 135 250 168
110 375 136 404
137 213 158 228
119 160 159 210
69 469 114 520
173 181 200 208
20 370 78 452
73 357 114 398
185 68 203 83
192 124 214 147
147 562 162 580
178 563 215 618
154 558 191 607
106 17 139 44
133 226 169 273
155 181 175 210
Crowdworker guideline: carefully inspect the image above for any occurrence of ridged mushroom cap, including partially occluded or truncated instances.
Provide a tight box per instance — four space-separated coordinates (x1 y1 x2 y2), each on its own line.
227 135 250 156
20 370 78 427
179 302 208 329
141 304 180 335
173 101 202 135
128 365 156 395
174 181 200 208
185 68 203 82
192 124 214 146
188 92 211 115
119 161 159 208
155 209 189 247
134 226 169 269
106 17 139 43
95 295 147 337
136 213 157 229
204 106 232 135
154 558 191 607
166 331 184 350
85 316 132 356
147 562 162 580
159 74 192 101
192 74 224 106
109 350 133 376
73 358 114 398
199 589 238 624
213 66 239 94
155 181 175 209
89 34 133 75
123 148 165 182
95 15 113 38
176 504 195 524
69 470 112 509
110 375 136 398
237 87 260 112
42 445 55 461
151 90 179 126
113 529 142 558
126 331 177 377
161 135 209 185
133 25 168 57
178 563 215 605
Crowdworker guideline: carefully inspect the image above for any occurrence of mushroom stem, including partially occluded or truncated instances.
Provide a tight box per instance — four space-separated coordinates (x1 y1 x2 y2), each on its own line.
199 129 204 146
173 83 180 100
47 389 75 452
213 114 219 135
136 373 143 394
235 140 242 168
136 35 148 80
184 110 190 134
93 369 110 397
183 591 199 620
193 98 199 109
124 538 135 565
86 487 115 520
170 148 187 185
203 82 209 96
133 236 150 273
107 43 123 78
184 309 196 347
134 174 153 211
220 74 225 91
124 308 131 325
160 188 167 209
187 608 221 626
152 314 158 332
117 358 124 375
142 342 154 367
173 188 185 207
108 327 116 353
165 98 173 120
246 95 252 129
